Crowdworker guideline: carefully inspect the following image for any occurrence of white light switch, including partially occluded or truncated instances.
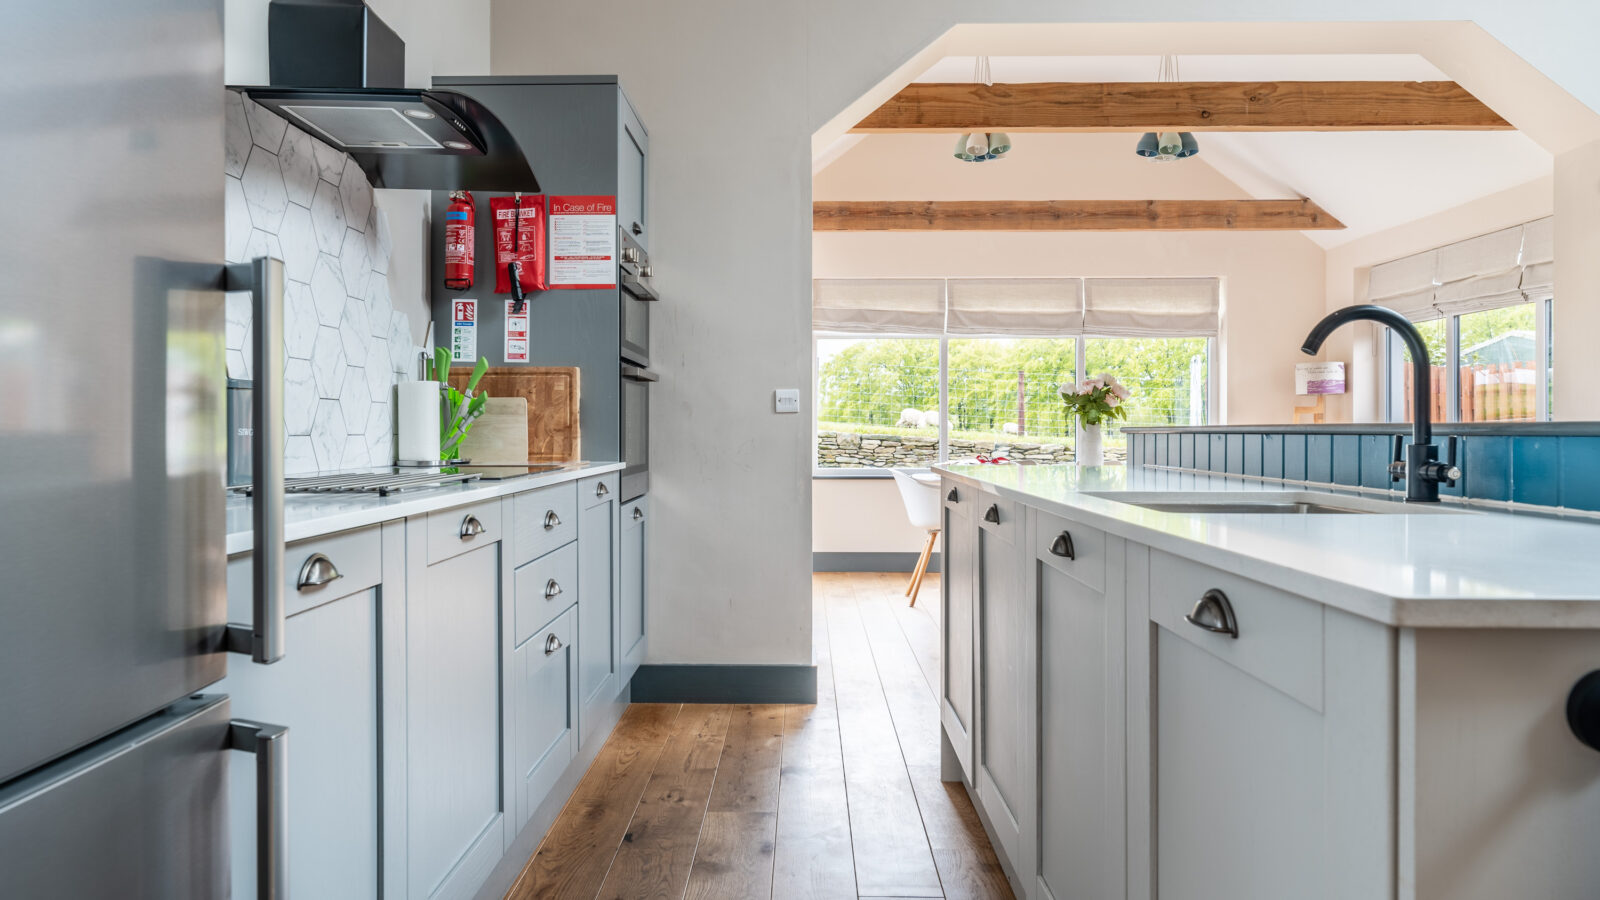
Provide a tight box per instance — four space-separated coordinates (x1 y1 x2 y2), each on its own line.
774 389 800 414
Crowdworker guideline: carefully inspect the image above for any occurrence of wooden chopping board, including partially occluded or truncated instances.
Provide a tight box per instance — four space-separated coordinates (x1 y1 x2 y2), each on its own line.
456 397 529 464
449 366 580 463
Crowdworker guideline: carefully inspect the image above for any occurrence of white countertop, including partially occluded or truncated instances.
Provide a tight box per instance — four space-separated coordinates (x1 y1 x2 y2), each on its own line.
935 463 1600 629
226 462 624 554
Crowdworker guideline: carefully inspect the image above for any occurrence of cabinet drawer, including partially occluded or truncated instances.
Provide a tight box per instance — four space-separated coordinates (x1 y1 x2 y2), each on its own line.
515 604 577 829
514 542 578 646
1149 549 1324 711
426 498 503 565
1032 508 1105 592
227 525 382 621
975 494 1017 542
513 482 578 565
579 471 619 509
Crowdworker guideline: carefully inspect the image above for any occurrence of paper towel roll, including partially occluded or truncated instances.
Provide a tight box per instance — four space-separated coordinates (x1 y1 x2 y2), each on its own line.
397 380 441 463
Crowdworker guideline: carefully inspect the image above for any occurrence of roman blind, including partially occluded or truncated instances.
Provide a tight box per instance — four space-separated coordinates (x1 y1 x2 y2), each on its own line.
813 276 1221 336
1367 251 1441 321
1432 224 1527 316
1367 216 1553 320
812 278 945 334
945 277 1083 335
1520 216 1555 298
1081 277 1221 337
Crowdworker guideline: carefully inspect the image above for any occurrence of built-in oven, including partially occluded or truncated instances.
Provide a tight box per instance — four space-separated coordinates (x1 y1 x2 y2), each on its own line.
619 228 655 366
619 228 656 501
620 363 655 501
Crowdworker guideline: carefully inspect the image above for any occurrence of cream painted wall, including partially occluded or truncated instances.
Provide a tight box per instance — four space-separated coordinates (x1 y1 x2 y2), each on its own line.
224 0 493 345
1318 177 1555 423
814 478 932 554
488 1 1600 668
812 132 1328 556
1554 140 1600 420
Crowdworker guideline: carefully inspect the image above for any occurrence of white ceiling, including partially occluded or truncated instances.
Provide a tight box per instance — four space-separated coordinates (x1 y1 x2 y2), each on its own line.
871 54 1555 248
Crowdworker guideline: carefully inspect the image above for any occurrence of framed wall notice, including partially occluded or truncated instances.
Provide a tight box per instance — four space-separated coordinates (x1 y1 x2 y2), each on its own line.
548 195 617 289
1296 361 1345 395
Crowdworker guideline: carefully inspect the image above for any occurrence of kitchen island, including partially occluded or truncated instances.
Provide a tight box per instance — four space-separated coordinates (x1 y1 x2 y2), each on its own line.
934 462 1600 900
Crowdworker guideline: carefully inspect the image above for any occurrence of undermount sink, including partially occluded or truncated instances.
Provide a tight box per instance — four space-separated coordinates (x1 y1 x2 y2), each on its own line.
1085 491 1466 516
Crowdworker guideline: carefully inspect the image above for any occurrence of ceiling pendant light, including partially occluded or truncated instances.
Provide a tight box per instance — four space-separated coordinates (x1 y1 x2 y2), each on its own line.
1137 56 1199 162
953 57 1011 162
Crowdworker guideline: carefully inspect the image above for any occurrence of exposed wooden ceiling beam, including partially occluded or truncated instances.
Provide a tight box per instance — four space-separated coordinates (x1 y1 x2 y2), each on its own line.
812 199 1346 232
851 81 1511 132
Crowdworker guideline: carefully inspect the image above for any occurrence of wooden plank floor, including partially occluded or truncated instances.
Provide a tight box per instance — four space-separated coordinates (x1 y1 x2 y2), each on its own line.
504 572 1014 900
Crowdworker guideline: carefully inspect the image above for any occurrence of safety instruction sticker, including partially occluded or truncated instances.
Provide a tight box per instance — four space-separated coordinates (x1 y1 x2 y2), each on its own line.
452 299 477 362
548 195 617 289
505 299 529 362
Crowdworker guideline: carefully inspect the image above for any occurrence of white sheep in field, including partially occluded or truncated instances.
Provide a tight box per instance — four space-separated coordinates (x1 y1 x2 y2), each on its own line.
1001 422 1022 435
897 408 926 428
923 410 940 428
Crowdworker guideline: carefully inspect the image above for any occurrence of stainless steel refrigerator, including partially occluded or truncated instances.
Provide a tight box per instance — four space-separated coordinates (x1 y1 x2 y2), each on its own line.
0 2 288 896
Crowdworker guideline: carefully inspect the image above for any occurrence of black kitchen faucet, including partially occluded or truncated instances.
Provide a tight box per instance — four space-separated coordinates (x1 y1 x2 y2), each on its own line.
1301 305 1462 502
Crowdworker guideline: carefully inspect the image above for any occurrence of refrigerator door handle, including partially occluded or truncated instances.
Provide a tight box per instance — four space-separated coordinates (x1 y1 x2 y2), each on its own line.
229 719 289 900
224 257 287 664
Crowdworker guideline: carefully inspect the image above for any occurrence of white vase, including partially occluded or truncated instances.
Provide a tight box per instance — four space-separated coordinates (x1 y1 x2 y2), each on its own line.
1076 423 1104 467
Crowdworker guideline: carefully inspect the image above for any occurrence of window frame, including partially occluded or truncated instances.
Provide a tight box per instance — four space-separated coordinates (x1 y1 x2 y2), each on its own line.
1382 296 1553 424
813 331 1217 477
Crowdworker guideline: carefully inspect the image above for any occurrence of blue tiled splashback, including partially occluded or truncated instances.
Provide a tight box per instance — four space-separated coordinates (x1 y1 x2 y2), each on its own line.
1126 428 1600 511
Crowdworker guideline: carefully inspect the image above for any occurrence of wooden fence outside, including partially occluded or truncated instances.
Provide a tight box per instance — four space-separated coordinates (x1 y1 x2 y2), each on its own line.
1403 362 1538 422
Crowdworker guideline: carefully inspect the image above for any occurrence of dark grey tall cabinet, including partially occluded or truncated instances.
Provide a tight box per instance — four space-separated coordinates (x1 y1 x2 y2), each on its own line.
429 75 648 461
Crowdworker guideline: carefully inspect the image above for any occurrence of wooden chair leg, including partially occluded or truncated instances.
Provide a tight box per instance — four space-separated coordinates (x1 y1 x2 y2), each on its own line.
909 529 938 607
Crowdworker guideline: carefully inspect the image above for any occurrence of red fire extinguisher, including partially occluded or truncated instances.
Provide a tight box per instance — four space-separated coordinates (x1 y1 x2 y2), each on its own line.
444 190 475 290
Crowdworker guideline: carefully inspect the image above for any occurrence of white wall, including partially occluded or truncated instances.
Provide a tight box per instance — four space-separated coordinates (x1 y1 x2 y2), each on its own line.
814 478 931 554
488 1 1600 668
224 0 493 345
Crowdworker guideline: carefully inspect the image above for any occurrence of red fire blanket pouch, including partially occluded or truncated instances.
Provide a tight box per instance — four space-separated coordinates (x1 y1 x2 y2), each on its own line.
490 194 548 293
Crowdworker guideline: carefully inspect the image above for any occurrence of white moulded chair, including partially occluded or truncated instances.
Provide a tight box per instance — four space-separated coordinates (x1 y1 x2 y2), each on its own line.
890 467 942 607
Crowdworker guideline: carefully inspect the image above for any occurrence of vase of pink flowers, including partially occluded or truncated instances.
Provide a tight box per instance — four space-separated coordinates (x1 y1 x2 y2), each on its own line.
1059 374 1130 466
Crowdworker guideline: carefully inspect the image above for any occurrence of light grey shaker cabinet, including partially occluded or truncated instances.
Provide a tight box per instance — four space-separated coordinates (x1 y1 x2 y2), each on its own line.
1129 549 1394 900
618 91 649 250
218 523 402 900
975 496 1027 864
619 494 649 688
1028 509 1125 900
513 604 579 830
577 473 620 739
405 502 507 900
940 481 977 782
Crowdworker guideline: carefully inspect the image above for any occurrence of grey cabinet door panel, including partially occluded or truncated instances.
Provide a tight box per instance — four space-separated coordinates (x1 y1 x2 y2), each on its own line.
940 491 975 779
1037 560 1121 900
977 516 1024 850
515 606 578 828
408 542 503 898
218 588 380 899
578 486 619 739
619 495 648 685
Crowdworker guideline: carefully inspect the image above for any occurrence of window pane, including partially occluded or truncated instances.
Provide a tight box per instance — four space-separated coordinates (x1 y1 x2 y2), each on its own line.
947 339 1075 463
1458 304 1538 422
816 337 940 468
1388 318 1448 423
1084 337 1210 451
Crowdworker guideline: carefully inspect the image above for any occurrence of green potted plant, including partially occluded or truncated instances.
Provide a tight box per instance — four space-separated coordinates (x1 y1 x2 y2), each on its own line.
1058 374 1129 466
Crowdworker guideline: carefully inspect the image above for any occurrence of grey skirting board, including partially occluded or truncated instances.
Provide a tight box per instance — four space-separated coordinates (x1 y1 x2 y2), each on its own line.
813 550 940 573
629 664 818 704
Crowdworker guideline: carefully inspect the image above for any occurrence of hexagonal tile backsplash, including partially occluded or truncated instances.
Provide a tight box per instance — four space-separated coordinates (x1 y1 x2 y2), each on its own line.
224 91 414 476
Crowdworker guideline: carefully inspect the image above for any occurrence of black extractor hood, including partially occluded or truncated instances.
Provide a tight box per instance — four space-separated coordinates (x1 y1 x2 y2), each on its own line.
229 0 537 192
